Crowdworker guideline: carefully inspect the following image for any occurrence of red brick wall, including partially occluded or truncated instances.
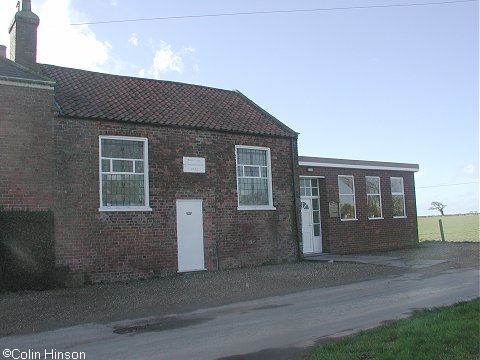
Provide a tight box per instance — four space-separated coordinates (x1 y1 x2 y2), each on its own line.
299 166 418 254
0 83 55 211
53 118 299 282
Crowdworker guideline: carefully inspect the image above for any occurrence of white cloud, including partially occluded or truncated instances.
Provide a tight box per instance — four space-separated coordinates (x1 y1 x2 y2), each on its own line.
183 45 195 54
147 41 196 78
128 33 138 47
193 64 200 73
110 0 118 7
138 68 145 77
463 164 479 179
37 0 111 71
0 0 111 72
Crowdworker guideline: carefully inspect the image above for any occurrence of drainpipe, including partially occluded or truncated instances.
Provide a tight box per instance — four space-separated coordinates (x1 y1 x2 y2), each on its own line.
290 136 302 261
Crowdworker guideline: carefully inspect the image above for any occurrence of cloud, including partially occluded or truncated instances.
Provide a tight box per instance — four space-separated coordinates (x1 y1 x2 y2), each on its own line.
138 68 145 77
147 41 196 78
110 0 118 7
128 33 138 46
0 0 111 72
183 46 195 54
463 164 479 179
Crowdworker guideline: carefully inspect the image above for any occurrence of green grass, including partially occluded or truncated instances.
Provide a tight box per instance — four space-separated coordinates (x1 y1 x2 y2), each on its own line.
308 299 480 360
418 214 479 242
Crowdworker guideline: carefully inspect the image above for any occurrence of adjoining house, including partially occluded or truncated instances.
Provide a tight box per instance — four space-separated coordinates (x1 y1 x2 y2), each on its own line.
0 1 419 285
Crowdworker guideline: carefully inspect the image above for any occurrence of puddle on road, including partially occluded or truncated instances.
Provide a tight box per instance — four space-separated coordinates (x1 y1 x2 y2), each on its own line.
113 316 212 335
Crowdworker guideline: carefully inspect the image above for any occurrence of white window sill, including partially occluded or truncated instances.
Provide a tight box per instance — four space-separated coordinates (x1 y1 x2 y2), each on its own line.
340 218 358 222
368 217 384 220
99 206 153 212
237 206 277 211
393 216 407 219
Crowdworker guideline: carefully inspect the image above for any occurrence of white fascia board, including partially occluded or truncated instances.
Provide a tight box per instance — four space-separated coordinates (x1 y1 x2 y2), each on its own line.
299 161 419 172
0 78 55 90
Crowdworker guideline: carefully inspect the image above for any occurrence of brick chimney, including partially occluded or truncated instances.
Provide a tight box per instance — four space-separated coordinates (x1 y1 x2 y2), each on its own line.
9 0 40 68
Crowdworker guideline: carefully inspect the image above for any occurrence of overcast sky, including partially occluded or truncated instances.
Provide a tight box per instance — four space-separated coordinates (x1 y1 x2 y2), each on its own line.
1 0 478 215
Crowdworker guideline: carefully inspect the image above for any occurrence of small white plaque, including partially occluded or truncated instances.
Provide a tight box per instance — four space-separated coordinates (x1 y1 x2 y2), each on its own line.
183 157 205 173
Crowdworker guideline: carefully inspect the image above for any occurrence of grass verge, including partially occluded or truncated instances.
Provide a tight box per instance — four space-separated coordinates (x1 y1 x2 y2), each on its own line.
308 299 480 360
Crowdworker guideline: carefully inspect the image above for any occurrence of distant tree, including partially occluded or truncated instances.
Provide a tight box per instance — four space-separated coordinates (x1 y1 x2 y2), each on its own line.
429 201 447 216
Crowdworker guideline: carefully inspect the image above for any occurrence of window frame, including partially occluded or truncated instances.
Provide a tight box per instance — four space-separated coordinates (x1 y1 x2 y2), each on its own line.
366 176 383 220
235 145 275 211
391 176 406 218
338 175 357 221
98 135 151 212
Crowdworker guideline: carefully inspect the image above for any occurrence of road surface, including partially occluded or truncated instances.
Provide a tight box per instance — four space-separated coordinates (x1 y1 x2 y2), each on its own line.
0 268 478 360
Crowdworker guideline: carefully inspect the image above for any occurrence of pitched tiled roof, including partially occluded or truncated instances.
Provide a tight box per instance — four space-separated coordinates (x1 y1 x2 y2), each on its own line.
38 64 297 138
0 57 53 83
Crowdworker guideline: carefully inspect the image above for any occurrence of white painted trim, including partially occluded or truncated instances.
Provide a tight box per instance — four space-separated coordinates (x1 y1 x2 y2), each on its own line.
237 206 277 211
391 176 407 218
299 175 326 179
235 145 275 210
99 206 152 212
338 175 357 221
0 78 55 90
98 135 150 211
299 161 418 172
366 176 383 220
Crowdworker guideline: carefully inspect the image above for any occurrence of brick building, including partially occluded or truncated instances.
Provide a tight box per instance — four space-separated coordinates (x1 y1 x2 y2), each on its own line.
1 1 418 284
298 157 419 255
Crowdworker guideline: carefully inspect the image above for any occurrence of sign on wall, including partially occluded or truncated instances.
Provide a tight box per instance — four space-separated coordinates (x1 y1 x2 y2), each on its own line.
183 157 206 173
329 201 339 218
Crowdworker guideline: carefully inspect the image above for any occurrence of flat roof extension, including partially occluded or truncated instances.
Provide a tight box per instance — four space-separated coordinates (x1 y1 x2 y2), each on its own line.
299 156 419 172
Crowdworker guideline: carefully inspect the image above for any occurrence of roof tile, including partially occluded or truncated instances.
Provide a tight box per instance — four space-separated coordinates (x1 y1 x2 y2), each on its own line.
38 64 296 138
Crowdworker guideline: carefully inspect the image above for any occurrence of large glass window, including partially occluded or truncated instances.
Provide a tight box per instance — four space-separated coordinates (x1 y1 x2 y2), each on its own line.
338 175 356 220
366 176 383 219
236 146 274 209
99 136 150 211
391 177 406 217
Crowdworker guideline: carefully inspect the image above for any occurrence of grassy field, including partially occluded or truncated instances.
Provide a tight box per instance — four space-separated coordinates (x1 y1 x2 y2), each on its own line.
308 299 480 360
418 214 479 242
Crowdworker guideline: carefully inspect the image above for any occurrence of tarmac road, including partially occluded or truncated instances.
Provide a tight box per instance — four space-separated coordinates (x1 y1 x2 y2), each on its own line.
0 267 478 360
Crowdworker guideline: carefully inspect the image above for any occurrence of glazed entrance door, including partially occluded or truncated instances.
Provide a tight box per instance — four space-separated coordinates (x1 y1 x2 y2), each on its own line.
300 177 323 254
301 198 314 253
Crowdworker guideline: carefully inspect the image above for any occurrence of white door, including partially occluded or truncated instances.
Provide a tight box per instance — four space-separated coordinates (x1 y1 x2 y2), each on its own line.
176 199 205 272
301 199 314 253
300 177 323 254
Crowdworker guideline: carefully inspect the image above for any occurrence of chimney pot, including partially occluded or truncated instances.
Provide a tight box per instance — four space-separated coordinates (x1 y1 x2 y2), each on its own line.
22 0 32 12
0 45 6 58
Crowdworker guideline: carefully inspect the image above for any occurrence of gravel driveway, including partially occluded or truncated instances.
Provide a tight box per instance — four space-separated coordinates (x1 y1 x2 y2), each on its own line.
0 242 477 337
